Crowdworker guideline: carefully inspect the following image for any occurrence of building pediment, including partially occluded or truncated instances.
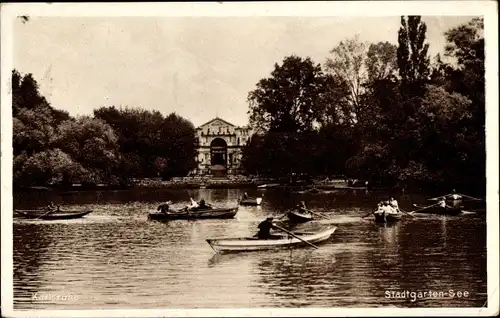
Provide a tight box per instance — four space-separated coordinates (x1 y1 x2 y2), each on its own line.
198 117 236 129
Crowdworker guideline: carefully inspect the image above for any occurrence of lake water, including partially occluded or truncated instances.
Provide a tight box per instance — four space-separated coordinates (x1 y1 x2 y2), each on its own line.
12 188 487 309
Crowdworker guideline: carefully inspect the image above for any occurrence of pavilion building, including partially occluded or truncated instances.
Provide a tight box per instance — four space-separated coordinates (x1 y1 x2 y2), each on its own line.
192 117 253 177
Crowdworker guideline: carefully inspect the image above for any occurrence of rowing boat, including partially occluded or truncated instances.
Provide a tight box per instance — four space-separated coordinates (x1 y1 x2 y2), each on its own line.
239 197 263 206
15 209 93 220
287 210 314 223
412 204 462 216
257 183 280 189
148 206 238 221
373 212 403 223
294 187 325 194
206 226 336 253
428 197 463 208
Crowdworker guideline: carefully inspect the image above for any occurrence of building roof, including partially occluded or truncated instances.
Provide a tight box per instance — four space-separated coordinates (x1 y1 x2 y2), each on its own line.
197 117 238 129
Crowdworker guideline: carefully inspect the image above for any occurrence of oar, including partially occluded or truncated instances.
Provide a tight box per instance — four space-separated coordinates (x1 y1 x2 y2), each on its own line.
361 210 377 218
399 209 416 218
306 209 332 220
278 207 296 220
408 202 440 214
428 193 453 201
361 209 377 218
36 208 56 219
273 224 319 249
457 193 485 201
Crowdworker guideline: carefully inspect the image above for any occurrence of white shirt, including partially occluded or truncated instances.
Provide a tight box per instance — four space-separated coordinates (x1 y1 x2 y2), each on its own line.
187 198 199 209
450 194 462 200
390 199 399 209
438 200 446 208
380 205 394 214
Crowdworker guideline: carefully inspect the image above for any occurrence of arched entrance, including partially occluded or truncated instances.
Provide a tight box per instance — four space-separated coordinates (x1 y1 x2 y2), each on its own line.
210 138 227 177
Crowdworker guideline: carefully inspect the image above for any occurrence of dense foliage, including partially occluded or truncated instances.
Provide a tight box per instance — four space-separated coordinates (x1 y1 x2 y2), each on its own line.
12 71 198 188
13 16 485 193
242 16 485 193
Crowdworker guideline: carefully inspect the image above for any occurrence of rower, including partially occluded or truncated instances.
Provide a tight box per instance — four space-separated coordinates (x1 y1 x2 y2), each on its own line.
242 192 249 200
296 201 307 213
157 201 172 214
256 217 277 239
450 189 462 200
45 201 57 214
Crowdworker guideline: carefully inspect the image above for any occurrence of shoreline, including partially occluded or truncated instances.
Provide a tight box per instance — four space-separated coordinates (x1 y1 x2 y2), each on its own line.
13 182 377 193
13 179 486 197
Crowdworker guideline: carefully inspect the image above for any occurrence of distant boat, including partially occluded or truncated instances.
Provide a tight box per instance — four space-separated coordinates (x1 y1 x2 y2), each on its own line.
28 186 51 191
15 209 92 220
239 197 263 206
206 226 336 253
257 183 280 189
148 206 238 221
412 204 463 216
287 210 314 223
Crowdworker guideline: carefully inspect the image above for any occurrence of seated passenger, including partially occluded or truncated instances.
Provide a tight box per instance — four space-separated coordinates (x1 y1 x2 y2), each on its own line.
185 197 199 211
389 197 400 213
438 197 447 208
198 199 210 209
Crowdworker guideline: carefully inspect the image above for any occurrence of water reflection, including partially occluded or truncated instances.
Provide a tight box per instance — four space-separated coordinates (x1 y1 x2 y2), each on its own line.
12 188 486 308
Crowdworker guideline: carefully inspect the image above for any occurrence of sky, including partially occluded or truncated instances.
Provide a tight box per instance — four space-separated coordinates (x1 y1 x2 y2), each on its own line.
13 15 476 127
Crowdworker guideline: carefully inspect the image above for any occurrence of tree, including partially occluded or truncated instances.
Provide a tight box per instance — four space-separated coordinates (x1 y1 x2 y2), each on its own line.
403 85 474 189
160 113 198 179
13 106 57 156
441 17 485 192
245 55 353 178
365 42 398 81
316 122 360 176
53 117 120 184
444 17 484 117
248 55 336 133
445 18 484 69
12 70 70 156
94 107 198 179
397 16 430 86
241 134 266 175
94 107 166 177
15 148 86 187
325 35 367 120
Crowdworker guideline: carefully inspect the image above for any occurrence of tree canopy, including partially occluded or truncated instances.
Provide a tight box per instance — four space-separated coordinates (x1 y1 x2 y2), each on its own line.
248 55 345 133
12 71 198 188
242 16 485 193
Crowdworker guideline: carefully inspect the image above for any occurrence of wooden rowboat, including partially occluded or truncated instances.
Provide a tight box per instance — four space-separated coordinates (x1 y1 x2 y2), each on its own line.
206 226 336 253
257 183 280 189
239 197 263 206
148 206 238 221
374 212 403 223
15 209 92 220
287 210 314 223
412 204 462 216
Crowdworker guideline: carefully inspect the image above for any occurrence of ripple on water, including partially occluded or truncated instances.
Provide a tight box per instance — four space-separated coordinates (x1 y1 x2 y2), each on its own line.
12 189 487 309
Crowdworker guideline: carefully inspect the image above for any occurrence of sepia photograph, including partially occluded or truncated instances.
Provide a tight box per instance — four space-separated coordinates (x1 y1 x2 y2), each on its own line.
1 2 498 317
